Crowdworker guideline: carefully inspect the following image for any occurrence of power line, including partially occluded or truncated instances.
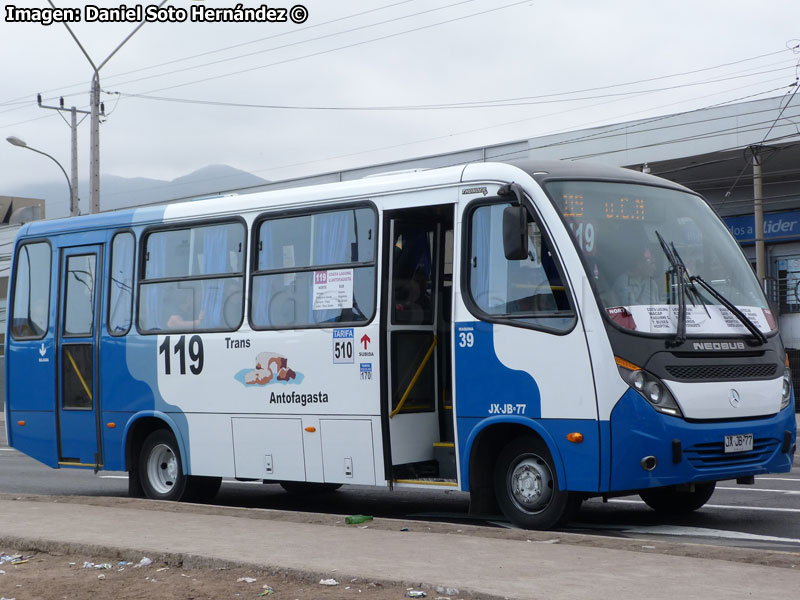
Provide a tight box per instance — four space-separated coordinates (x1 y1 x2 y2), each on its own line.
0 0 422 109
108 86 796 206
112 62 797 112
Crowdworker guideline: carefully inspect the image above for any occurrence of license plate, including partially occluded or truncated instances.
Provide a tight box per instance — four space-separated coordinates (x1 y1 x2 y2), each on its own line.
724 433 754 453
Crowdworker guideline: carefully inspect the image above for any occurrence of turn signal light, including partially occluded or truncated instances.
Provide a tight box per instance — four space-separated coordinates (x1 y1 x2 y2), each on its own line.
106 422 116 429
17 420 26 427
566 432 584 443
305 426 316 432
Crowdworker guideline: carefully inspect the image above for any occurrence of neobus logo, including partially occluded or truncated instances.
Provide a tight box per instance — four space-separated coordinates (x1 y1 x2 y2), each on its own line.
462 187 488 196
692 341 746 351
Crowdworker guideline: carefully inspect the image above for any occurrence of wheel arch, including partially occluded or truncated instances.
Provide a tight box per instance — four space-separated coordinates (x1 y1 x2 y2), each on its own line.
462 416 567 514
123 411 189 473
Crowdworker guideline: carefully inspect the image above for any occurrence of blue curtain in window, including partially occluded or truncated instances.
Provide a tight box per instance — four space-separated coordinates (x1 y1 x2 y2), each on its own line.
200 227 229 328
311 211 351 323
109 235 133 332
471 207 491 311
253 223 276 326
143 235 167 330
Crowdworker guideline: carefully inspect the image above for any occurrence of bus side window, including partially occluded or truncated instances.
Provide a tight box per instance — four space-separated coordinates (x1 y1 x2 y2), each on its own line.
251 207 377 329
138 222 245 333
468 203 575 331
10 242 51 340
108 232 135 335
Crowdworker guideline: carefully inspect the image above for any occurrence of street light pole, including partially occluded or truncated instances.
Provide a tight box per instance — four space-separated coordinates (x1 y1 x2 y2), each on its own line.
7 136 72 210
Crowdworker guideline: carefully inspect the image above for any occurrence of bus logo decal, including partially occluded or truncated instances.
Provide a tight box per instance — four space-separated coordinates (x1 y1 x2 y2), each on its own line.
240 351 300 386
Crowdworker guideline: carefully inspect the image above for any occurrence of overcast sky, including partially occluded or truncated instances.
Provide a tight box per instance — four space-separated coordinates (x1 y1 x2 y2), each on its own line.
2 0 799 217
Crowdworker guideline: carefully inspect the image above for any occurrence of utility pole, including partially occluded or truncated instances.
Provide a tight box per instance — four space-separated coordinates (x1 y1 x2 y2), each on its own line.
752 146 766 289
48 0 168 213
36 94 90 217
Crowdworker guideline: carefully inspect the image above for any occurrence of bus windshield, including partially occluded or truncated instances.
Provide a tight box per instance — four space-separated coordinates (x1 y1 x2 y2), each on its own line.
547 180 775 336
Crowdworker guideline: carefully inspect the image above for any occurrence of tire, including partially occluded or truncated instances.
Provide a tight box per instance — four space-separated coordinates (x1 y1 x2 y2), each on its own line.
493 436 579 530
139 429 188 501
185 476 222 503
279 482 343 495
639 481 716 514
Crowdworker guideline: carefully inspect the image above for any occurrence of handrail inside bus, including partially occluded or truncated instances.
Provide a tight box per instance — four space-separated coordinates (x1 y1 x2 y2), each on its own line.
390 335 437 419
65 349 93 402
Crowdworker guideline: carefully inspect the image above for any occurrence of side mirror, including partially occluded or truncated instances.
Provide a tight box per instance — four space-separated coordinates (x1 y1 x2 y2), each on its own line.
503 205 528 260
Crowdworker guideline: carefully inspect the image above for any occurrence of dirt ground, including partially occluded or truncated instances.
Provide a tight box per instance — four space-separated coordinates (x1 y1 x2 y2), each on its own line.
0 550 464 600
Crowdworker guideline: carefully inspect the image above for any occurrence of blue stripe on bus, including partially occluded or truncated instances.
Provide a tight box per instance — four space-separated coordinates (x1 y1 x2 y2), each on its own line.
6 205 190 472
454 320 541 419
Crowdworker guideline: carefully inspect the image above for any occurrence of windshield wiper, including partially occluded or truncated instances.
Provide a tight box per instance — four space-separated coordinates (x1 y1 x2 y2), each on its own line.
654 231 767 346
654 231 688 345
669 242 710 319
689 275 767 345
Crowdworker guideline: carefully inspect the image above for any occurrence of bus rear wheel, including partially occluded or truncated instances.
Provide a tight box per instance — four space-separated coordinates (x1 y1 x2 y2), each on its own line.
493 437 579 530
139 429 188 501
639 481 716 513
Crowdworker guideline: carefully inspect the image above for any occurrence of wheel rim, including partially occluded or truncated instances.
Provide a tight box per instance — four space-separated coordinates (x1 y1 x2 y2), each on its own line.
507 453 554 514
146 443 179 496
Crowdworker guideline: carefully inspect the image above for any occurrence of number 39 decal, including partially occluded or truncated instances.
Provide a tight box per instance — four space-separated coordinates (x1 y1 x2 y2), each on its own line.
458 331 474 348
159 335 204 375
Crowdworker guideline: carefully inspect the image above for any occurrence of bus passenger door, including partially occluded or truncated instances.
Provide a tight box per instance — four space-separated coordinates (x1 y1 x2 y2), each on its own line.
56 245 103 467
383 207 454 477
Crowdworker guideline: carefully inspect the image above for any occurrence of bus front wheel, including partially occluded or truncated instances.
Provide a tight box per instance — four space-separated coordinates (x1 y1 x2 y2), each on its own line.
639 482 716 513
139 429 188 501
493 437 579 530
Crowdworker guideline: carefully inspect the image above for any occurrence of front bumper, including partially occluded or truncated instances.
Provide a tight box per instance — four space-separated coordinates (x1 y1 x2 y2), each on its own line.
608 388 796 492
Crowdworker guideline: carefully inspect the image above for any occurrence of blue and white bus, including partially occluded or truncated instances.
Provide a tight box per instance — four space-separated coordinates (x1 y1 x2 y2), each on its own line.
5 160 796 529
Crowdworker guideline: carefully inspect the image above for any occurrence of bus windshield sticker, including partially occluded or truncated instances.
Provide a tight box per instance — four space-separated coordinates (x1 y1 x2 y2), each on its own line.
235 351 302 386
313 269 354 310
606 304 771 334
333 328 354 364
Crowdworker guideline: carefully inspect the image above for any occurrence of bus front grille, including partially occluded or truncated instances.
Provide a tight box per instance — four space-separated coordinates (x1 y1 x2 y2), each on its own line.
666 363 777 380
684 437 780 469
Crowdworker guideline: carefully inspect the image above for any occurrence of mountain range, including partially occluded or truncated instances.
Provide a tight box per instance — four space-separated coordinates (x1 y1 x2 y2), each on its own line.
4 164 269 218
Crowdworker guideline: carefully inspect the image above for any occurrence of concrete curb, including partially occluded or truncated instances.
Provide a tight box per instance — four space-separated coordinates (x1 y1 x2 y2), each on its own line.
2 493 799 569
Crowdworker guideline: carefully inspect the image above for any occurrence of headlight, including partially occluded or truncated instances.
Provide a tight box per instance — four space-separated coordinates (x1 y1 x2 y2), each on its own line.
616 357 683 417
781 366 792 410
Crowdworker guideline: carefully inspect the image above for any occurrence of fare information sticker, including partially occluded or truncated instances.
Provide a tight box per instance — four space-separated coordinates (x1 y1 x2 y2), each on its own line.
332 328 354 364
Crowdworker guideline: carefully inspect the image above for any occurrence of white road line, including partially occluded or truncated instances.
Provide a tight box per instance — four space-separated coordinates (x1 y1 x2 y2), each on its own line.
0 448 17 452
98 475 128 479
610 498 800 513
607 523 800 545
717 486 800 494
758 477 800 482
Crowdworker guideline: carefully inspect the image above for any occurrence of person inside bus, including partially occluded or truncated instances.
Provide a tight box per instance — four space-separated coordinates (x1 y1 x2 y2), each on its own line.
167 293 204 329
611 246 663 306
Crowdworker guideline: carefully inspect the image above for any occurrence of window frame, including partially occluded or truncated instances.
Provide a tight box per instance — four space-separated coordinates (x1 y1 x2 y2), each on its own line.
61 252 98 339
107 230 136 337
461 197 578 335
136 217 247 335
248 201 379 331
9 239 52 341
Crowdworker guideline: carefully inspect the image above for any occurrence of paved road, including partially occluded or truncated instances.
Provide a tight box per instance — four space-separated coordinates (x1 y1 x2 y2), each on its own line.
2 434 798 552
